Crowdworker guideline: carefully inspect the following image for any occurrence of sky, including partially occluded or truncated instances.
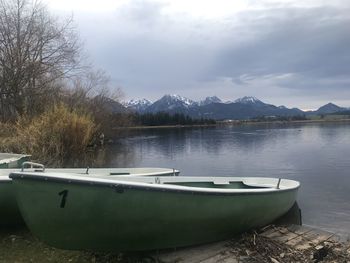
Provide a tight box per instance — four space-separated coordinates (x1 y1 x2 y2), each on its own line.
44 0 350 109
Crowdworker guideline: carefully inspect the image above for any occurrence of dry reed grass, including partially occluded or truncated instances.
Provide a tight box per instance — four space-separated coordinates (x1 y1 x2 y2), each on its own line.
0 103 97 165
0 122 15 139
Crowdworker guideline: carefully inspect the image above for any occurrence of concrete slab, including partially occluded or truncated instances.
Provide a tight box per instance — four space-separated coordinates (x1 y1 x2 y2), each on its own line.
148 225 348 262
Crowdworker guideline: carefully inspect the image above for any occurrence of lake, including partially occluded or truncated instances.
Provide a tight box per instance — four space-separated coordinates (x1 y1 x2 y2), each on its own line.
98 122 350 236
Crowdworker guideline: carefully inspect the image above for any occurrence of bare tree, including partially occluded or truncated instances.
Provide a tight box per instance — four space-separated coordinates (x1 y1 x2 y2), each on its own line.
0 0 81 120
62 69 122 110
60 69 130 135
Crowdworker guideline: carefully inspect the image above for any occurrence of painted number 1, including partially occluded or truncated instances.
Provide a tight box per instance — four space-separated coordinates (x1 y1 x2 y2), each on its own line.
58 190 69 208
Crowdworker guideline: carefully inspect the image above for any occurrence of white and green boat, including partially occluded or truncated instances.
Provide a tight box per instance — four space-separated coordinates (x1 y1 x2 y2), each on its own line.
0 153 31 168
9 171 299 251
0 164 179 226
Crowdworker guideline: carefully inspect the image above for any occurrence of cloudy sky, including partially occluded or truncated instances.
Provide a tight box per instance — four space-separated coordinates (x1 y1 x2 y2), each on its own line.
45 0 350 109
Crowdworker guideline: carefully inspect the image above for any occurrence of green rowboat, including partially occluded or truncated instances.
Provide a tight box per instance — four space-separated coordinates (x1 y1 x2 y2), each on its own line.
0 165 179 226
9 172 299 251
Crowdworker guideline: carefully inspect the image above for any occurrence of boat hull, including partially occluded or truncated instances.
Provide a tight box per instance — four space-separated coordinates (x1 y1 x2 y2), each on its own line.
0 179 23 226
0 167 179 227
12 176 298 251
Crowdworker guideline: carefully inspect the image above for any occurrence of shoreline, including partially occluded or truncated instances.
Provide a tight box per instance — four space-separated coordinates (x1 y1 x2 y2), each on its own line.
113 118 350 130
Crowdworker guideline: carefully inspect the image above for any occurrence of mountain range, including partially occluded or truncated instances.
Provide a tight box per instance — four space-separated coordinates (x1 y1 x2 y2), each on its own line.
122 95 348 120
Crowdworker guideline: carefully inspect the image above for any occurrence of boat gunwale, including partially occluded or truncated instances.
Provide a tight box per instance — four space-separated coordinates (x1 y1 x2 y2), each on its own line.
9 172 300 196
1 167 179 177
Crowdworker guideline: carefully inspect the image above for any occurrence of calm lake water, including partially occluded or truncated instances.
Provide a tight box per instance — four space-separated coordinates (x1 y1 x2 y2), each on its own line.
98 122 350 236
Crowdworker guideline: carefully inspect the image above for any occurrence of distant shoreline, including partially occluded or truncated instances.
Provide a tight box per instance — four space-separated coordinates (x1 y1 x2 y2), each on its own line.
113 118 350 130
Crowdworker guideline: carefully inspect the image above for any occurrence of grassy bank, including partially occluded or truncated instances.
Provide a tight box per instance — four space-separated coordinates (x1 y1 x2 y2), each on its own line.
0 228 125 263
0 104 97 166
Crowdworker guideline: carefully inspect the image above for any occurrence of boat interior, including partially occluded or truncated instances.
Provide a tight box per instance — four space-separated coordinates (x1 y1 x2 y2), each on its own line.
128 176 299 191
8 162 300 191
164 181 269 189
105 175 290 190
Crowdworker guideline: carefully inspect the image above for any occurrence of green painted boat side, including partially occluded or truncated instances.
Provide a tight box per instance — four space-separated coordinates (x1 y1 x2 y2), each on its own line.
10 174 299 251
0 153 28 226
0 179 24 226
0 167 179 227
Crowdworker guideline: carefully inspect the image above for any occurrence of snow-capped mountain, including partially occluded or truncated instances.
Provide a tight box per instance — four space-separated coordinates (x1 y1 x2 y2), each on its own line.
199 96 222 106
120 94 350 120
234 96 265 106
146 94 196 114
124 94 342 119
165 94 196 107
125 99 152 113
199 96 304 119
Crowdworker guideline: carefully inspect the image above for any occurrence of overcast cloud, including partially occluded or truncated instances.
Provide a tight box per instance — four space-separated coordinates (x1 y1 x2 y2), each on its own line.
47 0 350 109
